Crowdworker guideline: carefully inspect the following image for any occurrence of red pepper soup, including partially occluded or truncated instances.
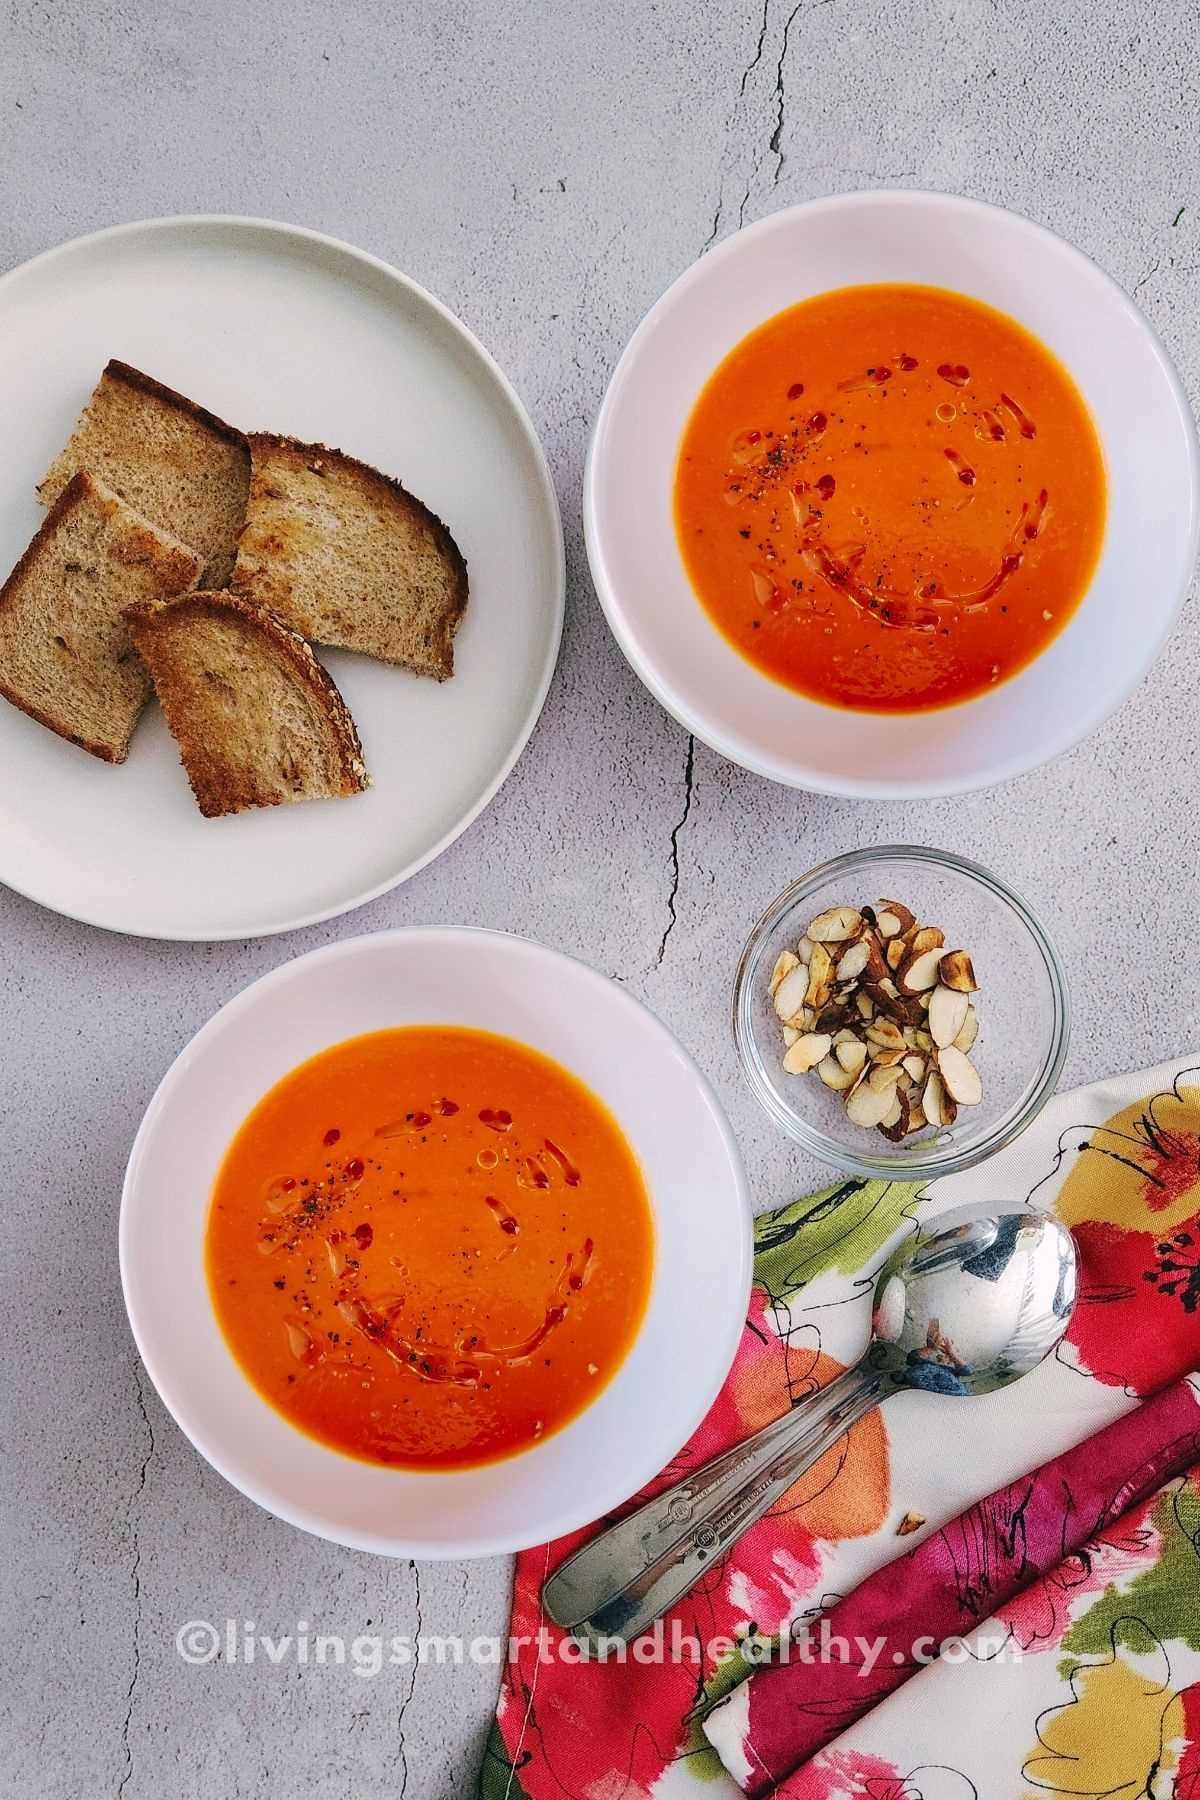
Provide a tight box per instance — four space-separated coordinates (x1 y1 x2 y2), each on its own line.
674 284 1106 712
207 1027 654 1470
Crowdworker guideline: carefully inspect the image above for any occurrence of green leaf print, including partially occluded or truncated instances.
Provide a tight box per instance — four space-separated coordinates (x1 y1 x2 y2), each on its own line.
752 1177 927 1305
1059 1476 1200 1671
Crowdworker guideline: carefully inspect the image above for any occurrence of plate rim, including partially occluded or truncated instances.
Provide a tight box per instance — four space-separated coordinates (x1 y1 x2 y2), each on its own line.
583 187 1200 798
118 925 754 1558
0 213 566 940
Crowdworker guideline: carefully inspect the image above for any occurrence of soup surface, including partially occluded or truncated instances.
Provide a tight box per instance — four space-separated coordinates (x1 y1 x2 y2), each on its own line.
207 1026 654 1470
675 283 1106 712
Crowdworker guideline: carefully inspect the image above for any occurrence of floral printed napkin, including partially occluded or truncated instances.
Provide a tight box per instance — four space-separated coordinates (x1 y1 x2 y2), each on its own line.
479 1054 1200 1800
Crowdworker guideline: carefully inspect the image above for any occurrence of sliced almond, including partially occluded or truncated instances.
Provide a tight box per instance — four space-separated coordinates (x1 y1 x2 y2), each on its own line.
912 1027 934 1052
846 1081 899 1128
817 1054 856 1090
909 925 945 956
875 909 902 939
797 936 814 965
807 906 863 944
782 1024 799 1046
922 1070 956 1128
773 964 809 1021
865 1017 905 1052
769 949 800 997
867 1061 905 1092
877 899 915 933
885 937 905 970
928 984 970 1050
878 1091 909 1138
835 939 871 983
898 946 943 993
938 949 978 993
937 1045 982 1106
906 1102 928 1132
804 941 835 1010
902 1053 927 1082
832 1026 858 1044
878 1091 904 1131
953 1006 979 1055
835 1038 868 1074
855 990 875 1022
783 1031 833 1075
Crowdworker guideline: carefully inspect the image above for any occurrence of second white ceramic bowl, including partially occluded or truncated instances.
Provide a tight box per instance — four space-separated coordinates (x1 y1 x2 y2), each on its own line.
585 190 1199 797
120 929 752 1558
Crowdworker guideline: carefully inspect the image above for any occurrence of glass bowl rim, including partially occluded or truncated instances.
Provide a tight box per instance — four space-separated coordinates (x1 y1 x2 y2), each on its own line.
732 843 1071 1181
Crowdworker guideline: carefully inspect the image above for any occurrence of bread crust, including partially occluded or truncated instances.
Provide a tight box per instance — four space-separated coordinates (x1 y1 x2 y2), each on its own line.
101 360 248 452
0 472 202 762
125 589 370 816
235 434 469 678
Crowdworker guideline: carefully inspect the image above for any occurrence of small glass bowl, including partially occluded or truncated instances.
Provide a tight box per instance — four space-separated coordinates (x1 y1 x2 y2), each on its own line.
733 845 1070 1181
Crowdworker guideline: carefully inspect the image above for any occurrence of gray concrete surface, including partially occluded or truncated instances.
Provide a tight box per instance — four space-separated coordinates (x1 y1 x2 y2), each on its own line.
1 0 1197 1794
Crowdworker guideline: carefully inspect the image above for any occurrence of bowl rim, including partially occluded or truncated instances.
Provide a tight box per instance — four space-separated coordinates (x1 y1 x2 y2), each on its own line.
583 188 1200 799
119 925 754 1558
732 844 1071 1179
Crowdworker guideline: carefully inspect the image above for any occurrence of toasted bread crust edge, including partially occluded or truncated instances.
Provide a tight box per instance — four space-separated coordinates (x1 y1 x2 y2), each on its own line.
240 433 470 674
124 590 371 815
0 472 200 763
104 360 250 454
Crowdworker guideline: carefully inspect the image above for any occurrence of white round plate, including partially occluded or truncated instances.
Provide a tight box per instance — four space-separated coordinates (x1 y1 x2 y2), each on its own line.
120 928 752 1558
585 190 1200 797
0 217 564 938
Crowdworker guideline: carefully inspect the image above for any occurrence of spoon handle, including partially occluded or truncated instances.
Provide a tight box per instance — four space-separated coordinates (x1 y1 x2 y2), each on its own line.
543 1362 886 1648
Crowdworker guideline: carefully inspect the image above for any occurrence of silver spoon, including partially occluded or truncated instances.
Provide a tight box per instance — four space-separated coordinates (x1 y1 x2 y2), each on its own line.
543 1202 1077 1649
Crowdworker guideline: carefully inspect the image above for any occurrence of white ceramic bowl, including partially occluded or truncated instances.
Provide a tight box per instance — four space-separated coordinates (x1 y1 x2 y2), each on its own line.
120 929 752 1558
585 191 1200 797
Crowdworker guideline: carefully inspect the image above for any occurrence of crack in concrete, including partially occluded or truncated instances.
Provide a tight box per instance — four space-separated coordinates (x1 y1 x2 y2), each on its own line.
118 1364 155 1799
1133 255 1163 295
656 736 695 966
396 1560 422 1799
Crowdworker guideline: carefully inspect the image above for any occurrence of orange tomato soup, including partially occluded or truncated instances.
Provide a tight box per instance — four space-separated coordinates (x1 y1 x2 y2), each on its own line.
675 283 1106 712
207 1027 654 1470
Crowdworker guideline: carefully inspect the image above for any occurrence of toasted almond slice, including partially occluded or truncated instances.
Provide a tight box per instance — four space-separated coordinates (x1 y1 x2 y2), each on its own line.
875 909 902 939
898 947 942 993
817 1053 856 1090
783 1031 833 1075
807 905 863 944
922 1070 955 1128
913 1027 934 1052
774 965 810 1021
835 1038 868 1074
907 1102 928 1132
804 941 835 1010
797 936 814 965
909 925 945 955
902 1053 926 1082
836 939 871 982
929 983 970 1049
953 1006 979 1055
937 1045 982 1106
769 948 800 996
877 898 915 933
855 990 875 1022
938 949 978 993
885 938 905 970
879 975 899 998
846 1081 898 1128
782 1024 799 1046
866 1017 905 1051
832 1025 858 1043
867 1061 905 1092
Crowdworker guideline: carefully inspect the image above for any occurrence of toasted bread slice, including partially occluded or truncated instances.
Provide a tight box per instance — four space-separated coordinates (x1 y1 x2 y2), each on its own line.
232 434 468 679
39 360 250 586
125 591 370 818
0 472 202 762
